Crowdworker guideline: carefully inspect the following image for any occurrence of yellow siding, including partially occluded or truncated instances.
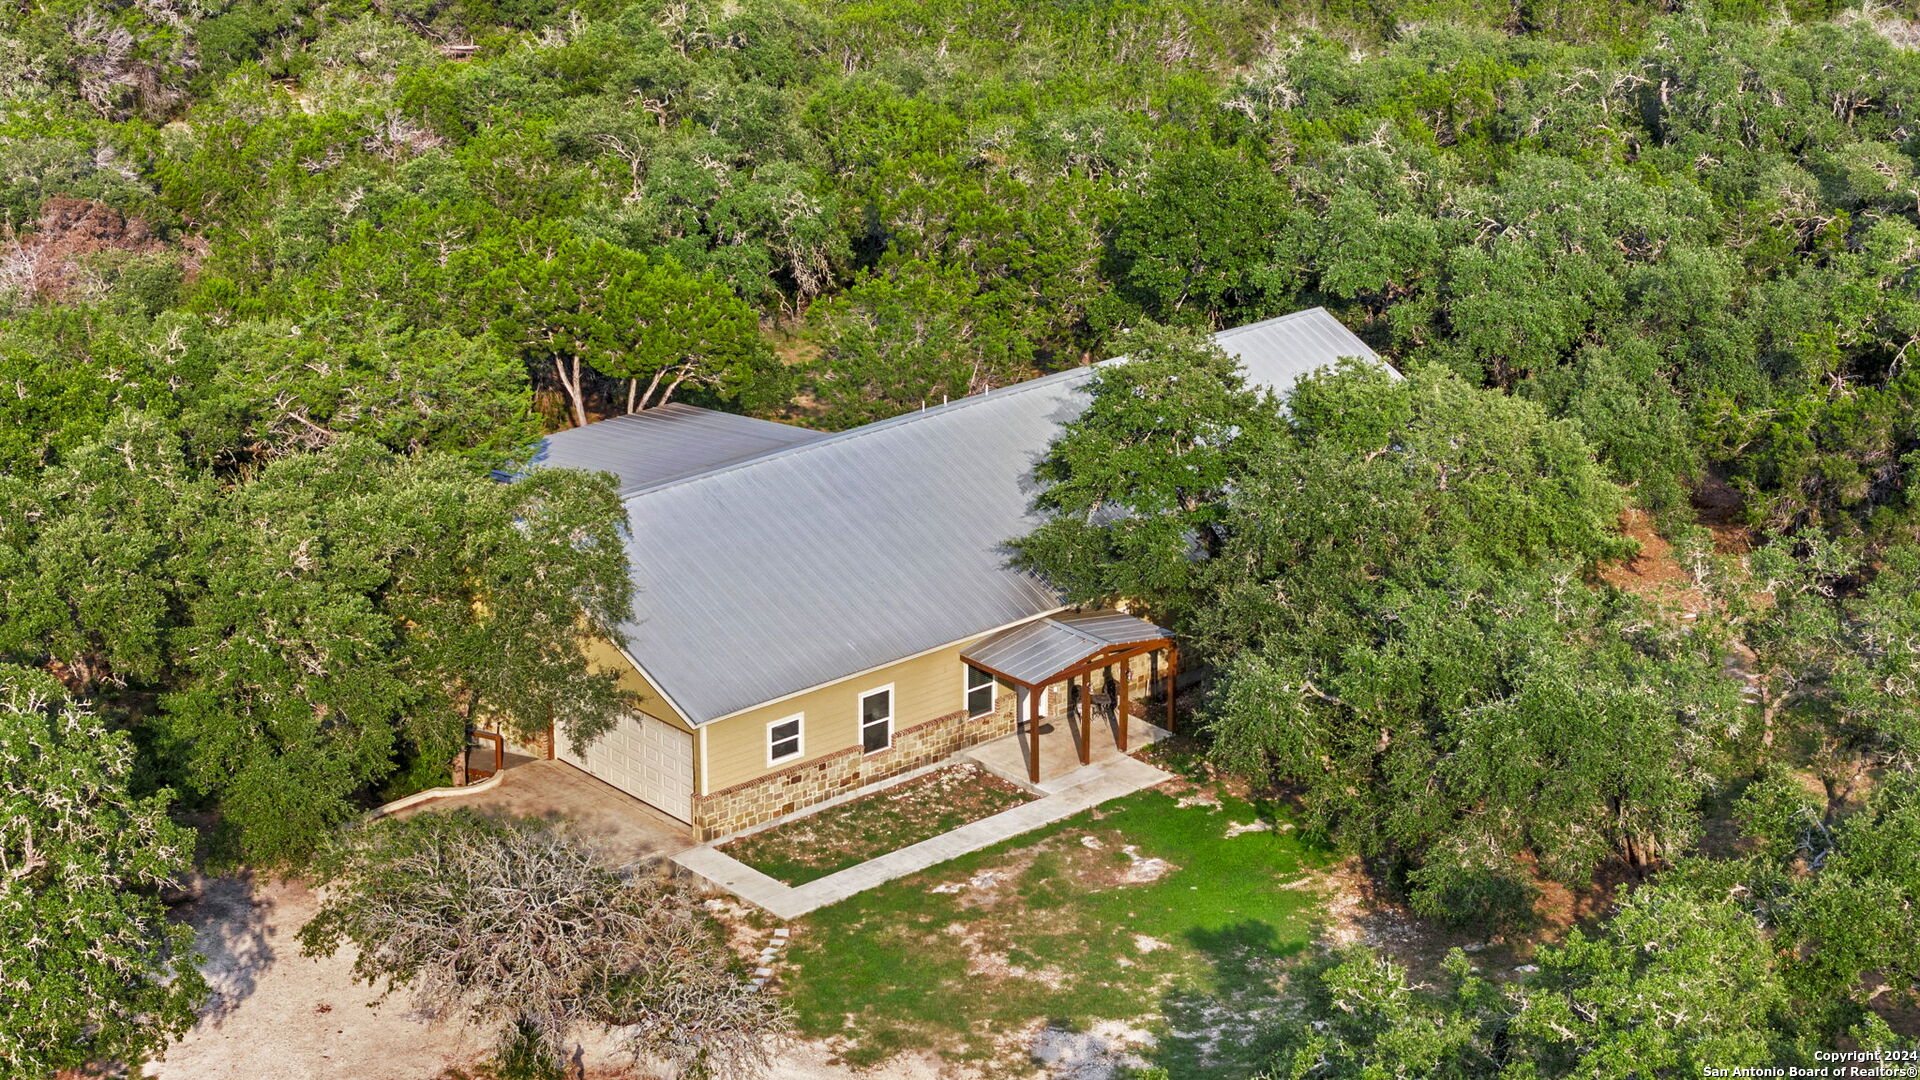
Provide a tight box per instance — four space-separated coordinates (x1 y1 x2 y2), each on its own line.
699 638 1026 794
585 637 696 732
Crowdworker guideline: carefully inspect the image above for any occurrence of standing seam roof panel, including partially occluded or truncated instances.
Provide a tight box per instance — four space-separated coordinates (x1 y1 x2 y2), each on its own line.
529 403 825 495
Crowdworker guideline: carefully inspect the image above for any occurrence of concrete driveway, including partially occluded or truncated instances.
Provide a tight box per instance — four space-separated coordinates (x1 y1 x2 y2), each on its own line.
395 756 695 864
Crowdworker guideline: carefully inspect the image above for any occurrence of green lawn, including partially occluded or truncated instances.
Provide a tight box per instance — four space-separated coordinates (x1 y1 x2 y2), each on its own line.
778 777 1333 1076
720 764 1033 885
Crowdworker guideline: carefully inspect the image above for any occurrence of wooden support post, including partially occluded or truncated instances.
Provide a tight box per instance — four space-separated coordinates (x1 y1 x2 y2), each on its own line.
1118 657 1130 752
1165 644 1179 734
1027 683 1042 784
1079 672 1092 765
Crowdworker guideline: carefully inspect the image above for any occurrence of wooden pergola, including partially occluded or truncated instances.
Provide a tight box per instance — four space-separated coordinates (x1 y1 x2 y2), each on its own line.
961 610 1178 783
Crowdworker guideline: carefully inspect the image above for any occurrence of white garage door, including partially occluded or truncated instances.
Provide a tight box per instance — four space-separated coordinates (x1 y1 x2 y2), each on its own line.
557 710 695 823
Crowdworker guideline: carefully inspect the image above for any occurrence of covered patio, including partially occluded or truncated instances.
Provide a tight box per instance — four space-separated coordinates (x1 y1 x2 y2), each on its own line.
961 610 1178 783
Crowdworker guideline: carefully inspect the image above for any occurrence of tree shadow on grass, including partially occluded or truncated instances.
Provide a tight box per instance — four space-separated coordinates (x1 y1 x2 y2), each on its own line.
1241 787 1339 858
173 870 275 1025
1146 920 1304 1080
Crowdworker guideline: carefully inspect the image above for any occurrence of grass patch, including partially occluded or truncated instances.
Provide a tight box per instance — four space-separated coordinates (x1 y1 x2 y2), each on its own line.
779 779 1333 1077
720 763 1032 885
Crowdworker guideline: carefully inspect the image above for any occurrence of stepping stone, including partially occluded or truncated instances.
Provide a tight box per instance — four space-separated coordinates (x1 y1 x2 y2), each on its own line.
771 928 790 938
754 967 774 978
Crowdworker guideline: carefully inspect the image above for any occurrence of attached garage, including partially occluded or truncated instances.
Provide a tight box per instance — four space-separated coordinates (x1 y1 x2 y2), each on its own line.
557 709 695 823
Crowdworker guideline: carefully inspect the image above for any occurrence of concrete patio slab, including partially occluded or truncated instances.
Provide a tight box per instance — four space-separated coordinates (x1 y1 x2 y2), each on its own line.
966 712 1172 790
673 752 1172 920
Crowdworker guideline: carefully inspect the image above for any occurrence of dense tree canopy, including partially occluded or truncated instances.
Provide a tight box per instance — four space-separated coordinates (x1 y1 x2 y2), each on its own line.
5 0 1920 1069
0 666 206 1077
1011 323 1280 618
1 424 631 865
3 0 1915 482
1022 358 1739 925
1260 872 1798 1080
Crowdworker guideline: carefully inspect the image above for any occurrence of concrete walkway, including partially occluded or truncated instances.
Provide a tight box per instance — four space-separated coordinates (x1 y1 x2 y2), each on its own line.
672 753 1172 920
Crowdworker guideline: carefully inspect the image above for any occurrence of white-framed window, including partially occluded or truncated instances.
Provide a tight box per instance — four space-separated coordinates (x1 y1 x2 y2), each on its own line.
965 665 995 718
767 713 803 766
859 685 893 754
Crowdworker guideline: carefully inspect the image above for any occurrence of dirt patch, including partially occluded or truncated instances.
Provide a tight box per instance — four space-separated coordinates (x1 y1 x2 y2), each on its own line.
1318 857 1432 956
1599 508 1709 614
931 866 1012 897
1313 852 1638 985
1691 471 1754 553
1026 1019 1156 1080
703 894 778 960
148 875 497 1080
1225 818 1290 839
943 923 1070 988
723 764 1034 886
1132 934 1171 954
1315 856 1519 976
1012 829 1181 891
1112 845 1173 885
1527 859 1631 940
764 1043 960 1080
936 846 1046 910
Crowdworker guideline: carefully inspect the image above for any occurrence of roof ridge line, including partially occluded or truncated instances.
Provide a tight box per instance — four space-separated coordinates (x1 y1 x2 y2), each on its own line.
619 364 1097 504
1048 616 1110 648
611 308 1350 506
1210 306 1330 339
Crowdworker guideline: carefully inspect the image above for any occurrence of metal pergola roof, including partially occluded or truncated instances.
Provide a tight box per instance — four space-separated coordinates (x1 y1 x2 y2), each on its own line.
961 610 1171 689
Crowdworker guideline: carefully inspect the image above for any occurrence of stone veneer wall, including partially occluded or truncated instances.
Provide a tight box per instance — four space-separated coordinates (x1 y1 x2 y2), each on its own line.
690 692 1019 842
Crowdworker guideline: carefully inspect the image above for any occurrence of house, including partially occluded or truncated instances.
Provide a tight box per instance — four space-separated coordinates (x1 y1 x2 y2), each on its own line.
527 308 1381 841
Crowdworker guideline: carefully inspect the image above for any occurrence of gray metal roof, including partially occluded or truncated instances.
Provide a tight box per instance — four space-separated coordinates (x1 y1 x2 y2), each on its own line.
528 403 823 495
1214 306 1381 384
611 307 1381 725
1052 609 1176 645
961 610 1171 687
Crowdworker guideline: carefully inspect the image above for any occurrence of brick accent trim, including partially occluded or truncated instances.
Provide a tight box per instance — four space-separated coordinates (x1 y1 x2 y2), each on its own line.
704 743 862 801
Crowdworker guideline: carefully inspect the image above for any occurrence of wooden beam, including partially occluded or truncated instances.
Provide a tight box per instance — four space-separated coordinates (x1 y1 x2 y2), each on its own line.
1079 672 1092 765
1118 656 1130 752
966 658 1037 690
1027 683 1042 784
1165 644 1179 734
